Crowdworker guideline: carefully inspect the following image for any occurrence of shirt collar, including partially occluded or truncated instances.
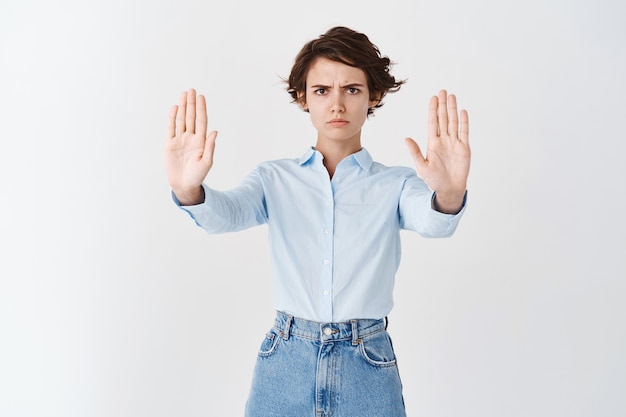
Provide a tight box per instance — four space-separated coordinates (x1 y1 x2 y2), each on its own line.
298 147 373 172
351 148 373 171
298 146 318 165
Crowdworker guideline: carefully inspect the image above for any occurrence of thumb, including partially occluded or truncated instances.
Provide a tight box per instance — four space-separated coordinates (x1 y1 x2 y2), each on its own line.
405 138 426 171
202 130 218 166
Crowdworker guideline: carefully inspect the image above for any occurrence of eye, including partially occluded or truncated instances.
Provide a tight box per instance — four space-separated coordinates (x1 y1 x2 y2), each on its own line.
346 87 360 95
314 88 327 95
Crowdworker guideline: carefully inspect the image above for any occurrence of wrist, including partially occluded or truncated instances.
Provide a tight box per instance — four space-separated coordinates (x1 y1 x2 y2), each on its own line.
173 186 205 206
433 189 466 214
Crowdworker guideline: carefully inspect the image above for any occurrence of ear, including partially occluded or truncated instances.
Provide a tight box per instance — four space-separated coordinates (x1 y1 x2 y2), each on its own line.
297 91 308 110
369 93 382 109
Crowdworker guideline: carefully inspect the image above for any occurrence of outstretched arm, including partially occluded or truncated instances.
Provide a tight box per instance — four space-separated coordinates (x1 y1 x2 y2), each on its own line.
405 90 470 214
165 89 218 205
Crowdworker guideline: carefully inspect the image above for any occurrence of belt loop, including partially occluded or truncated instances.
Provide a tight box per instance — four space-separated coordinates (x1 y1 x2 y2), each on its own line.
351 319 359 345
283 315 293 340
385 316 389 330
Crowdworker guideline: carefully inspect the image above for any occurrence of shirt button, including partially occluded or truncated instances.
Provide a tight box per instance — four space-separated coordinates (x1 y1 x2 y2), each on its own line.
323 327 333 336
324 229 330 234
323 290 329 296
323 259 330 265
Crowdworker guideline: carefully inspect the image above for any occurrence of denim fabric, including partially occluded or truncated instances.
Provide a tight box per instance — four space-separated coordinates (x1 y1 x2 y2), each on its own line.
245 311 406 417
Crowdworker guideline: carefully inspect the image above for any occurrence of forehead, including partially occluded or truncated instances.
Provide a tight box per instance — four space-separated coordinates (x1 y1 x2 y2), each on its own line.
305 57 368 85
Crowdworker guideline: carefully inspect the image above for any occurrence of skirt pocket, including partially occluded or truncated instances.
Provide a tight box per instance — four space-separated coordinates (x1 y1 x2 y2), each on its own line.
257 328 282 357
358 330 397 368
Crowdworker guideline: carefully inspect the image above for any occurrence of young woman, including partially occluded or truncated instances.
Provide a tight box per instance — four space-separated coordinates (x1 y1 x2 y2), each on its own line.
165 26 470 417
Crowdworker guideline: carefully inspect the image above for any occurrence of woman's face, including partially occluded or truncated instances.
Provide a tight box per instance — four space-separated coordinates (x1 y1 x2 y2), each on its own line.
302 57 377 147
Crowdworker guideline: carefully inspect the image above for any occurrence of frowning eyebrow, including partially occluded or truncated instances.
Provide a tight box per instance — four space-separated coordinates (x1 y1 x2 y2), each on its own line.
309 83 366 89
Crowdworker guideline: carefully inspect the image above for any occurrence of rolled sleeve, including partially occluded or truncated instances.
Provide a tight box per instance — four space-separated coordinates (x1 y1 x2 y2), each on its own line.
172 171 268 234
399 175 467 238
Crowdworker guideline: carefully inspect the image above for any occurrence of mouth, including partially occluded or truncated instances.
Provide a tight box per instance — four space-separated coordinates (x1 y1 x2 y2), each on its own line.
327 119 349 127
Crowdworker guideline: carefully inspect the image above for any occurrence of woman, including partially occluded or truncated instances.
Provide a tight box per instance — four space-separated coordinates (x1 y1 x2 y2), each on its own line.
165 26 470 417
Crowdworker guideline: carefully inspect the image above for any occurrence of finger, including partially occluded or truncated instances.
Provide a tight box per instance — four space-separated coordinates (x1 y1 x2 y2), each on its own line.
167 105 177 139
196 94 208 138
186 88 196 134
437 90 448 136
427 96 439 140
176 91 187 135
448 94 459 140
460 109 469 145
405 137 427 172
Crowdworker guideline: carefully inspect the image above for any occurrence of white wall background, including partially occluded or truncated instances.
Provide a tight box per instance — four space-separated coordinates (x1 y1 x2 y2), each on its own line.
1 0 624 416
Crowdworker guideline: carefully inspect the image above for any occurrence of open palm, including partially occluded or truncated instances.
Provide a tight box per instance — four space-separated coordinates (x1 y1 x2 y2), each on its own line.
405 90 470 213
165 89 217 205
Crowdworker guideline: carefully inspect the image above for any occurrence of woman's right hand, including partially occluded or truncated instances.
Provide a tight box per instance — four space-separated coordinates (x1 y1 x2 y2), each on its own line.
165 89 217 205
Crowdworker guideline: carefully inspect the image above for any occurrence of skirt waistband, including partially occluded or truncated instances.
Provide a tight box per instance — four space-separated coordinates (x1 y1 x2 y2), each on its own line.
273 311 387 343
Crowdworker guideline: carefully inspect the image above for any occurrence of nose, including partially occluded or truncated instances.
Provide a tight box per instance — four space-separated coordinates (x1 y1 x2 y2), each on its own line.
330 90 345 113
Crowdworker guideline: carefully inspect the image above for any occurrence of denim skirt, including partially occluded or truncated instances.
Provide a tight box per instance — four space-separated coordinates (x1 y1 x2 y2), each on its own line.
245 311 406 417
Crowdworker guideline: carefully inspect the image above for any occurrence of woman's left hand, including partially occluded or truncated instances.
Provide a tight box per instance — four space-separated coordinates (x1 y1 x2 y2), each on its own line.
405 90 471 214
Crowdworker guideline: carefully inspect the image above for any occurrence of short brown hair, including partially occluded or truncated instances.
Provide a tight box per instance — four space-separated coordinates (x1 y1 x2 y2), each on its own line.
287 26 405 115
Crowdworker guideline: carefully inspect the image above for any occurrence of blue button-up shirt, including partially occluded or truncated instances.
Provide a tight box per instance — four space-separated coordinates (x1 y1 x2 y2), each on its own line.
175 147 466 322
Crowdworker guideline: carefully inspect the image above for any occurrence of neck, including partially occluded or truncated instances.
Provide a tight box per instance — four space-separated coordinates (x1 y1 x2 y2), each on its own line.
314 140 362 178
